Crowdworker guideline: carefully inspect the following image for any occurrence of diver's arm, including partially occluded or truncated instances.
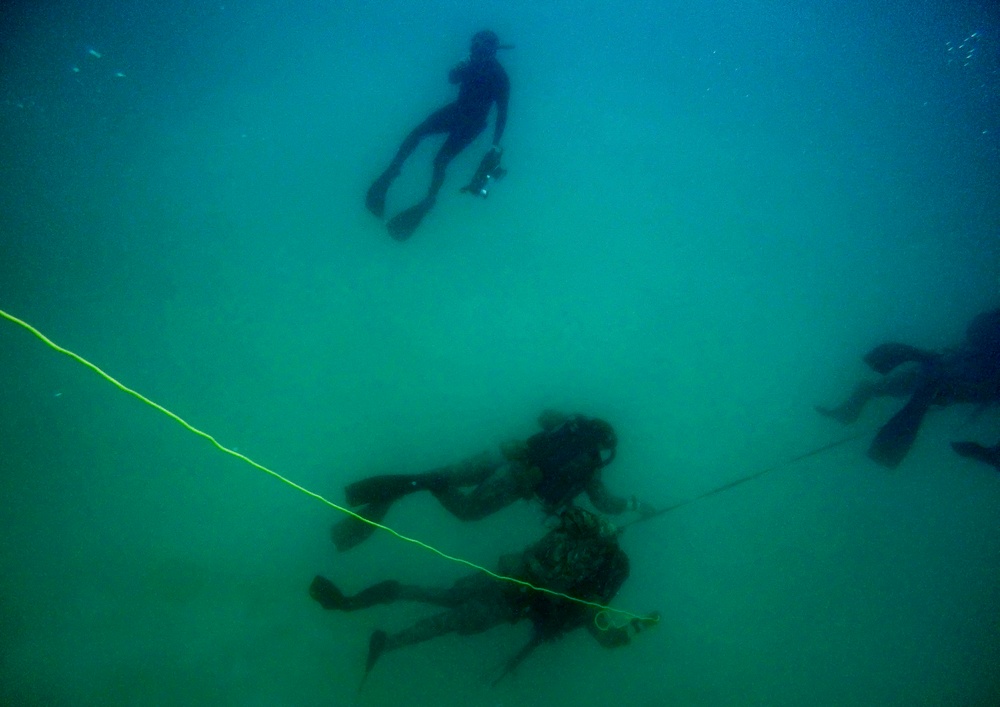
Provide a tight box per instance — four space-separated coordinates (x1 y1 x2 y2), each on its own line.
491 70 510 146
449 59 469 84
584 475 630 514
586 476 656 517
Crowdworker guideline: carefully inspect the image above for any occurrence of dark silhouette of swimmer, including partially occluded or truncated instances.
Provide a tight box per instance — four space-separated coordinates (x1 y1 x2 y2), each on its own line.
365 30 511 241
816 308 1000 468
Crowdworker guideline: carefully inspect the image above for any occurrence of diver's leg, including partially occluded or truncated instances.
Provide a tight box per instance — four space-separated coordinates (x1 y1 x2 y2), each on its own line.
420 451 500 489
395 106 458 165
384 120 477 239
429 466 525 521
874 367 925 397
363 574 514 676
816 368 922 424
426 125 482 201
332 455 500 550
367 586 511 673
309 575 469 611
815 381 879 424
343 453 499 508
395 574 496 608
863 343 938 374
364 609 462 676
366 106 454 217
311 572 494 614
344 474 432 507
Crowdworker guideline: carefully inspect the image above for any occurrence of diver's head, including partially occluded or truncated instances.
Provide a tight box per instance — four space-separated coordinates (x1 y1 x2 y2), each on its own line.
470 30 501 62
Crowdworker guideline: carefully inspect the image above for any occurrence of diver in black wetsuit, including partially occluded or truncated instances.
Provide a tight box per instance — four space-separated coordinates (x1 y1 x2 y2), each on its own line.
816 308 1000 468
311 507 658 683
331 410 657 552
365 30 511 241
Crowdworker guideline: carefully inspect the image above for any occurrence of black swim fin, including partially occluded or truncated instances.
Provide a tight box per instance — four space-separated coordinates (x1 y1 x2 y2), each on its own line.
365 169 397 219
331 499 392 552
386 198 434 241
490 633 544 687
863 343 937 375
363 630 388 682
951 441 1000 471
309 575 346 610
867 381 938 468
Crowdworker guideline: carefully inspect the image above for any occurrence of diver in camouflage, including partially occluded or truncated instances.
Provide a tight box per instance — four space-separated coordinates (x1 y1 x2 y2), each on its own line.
310 507 659 681
332 410 657 552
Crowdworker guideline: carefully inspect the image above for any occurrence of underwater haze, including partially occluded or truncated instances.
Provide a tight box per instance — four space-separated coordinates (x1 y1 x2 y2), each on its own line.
2 0 999 704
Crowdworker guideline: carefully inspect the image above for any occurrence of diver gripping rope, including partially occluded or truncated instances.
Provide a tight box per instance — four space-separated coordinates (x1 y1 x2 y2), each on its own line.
0 308 655 625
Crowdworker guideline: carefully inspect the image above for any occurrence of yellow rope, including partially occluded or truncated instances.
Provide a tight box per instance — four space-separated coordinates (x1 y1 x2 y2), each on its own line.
1 307 656 624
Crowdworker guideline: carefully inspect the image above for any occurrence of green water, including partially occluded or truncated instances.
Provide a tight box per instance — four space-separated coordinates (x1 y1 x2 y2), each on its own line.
2 1 998 704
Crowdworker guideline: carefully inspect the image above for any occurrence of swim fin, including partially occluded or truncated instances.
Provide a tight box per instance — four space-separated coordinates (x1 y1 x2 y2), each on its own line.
863 343 937 375
365 169 398 219
951 441 1000 471
386 198 434 241
364 630 388 678
867 381 938 468
490 633 544 687
331 499 392 552
309 575 347 610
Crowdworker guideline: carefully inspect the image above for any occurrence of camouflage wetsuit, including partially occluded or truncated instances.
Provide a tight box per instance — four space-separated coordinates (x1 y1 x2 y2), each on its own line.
311 508 654 677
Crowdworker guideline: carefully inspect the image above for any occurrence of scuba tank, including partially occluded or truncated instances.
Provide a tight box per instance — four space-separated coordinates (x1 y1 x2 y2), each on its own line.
528 416 617 510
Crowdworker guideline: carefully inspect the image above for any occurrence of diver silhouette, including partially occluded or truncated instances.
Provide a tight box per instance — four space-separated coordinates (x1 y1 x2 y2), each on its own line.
365 30 511 241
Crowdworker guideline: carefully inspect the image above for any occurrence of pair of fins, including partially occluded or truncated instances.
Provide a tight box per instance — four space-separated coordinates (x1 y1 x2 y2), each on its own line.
365 149 506 241
861 341 1000 471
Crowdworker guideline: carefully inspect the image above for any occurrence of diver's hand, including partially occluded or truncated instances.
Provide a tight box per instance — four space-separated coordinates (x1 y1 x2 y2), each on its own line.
637 501 657 518
638 612 661 629
628 611 660 637
629 496 657 518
